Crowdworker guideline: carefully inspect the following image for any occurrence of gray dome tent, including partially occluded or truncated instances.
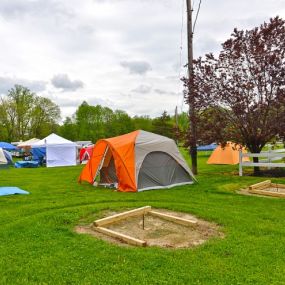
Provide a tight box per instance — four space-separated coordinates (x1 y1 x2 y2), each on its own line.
79 130 195 192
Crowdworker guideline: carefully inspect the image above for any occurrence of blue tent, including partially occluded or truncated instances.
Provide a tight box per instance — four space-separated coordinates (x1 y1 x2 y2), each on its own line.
3 149 13 164
197 143 217 151
0 142 16 151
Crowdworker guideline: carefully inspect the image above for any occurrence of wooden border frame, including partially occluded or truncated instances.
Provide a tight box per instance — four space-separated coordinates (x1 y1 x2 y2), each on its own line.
247 180 285 198
92 206 198 247
148 211 197 227
93 206 151 227
95 226 147 247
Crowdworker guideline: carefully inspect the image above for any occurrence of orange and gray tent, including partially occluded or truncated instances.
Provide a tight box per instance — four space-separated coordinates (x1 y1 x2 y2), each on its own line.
207 142 250 165
79 130 195 192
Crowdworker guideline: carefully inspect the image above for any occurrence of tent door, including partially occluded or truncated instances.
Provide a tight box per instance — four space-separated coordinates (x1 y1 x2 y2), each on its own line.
137 151 192 191
95 146 118 186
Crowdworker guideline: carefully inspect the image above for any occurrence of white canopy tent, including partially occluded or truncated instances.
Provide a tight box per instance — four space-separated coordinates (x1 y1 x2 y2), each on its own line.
32 133 77 167
17 138 40 148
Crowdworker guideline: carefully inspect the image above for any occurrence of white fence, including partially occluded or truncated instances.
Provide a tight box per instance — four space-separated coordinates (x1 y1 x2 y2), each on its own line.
239 149 285 176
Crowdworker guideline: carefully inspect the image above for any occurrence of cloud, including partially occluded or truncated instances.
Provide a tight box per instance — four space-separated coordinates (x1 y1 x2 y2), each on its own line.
154 88 178 96
51 74 84 91
154 88 168 95
0 0 284 119
120 60 152 75
0 76 46 94
131 84 152 94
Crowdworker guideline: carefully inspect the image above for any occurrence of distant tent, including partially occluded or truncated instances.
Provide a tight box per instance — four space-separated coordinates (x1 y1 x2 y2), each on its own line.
17 138 40 148
197 143 217 151
0 148 13 165
79 145 93 164
0 142 16 151
0 148 7 165
207 142 250 165
32 133 77 167
79 130 195 192
3 149 13 164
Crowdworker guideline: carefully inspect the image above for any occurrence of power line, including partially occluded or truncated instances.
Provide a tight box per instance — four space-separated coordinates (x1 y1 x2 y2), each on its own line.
178 0 185 79
176 0 185 110
193 0 202 33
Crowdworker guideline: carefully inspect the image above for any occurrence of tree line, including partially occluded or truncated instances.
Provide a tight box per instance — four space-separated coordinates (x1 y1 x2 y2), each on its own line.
0 85 188 143
59 102 188 143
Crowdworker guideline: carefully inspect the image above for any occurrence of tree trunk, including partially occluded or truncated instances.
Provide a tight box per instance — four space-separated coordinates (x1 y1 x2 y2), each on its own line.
190 145 197 174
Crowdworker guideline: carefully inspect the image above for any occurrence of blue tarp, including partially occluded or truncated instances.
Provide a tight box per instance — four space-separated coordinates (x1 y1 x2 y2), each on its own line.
31 147 46 160
0 142 16 150
15 161 39 168
31 147 46 165
0 187 29 196
197 143 217 151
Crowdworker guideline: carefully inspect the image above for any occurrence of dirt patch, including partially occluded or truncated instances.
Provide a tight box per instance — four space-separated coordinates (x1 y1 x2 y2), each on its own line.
75 208 223 248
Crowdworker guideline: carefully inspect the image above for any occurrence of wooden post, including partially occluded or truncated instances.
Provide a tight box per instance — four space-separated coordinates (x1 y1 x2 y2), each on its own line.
268 144 272 170
239 150 243 176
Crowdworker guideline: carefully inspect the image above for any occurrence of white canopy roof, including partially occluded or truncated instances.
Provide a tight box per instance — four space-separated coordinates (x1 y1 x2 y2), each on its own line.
32 133 77 148
17 138 40 148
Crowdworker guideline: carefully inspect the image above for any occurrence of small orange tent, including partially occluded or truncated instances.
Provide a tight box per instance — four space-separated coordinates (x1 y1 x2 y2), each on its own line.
79 130 195 192
207 142 250 165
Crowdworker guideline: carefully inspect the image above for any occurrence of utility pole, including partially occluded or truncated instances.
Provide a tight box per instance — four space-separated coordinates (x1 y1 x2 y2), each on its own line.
174 105 179 145
186 0 198 174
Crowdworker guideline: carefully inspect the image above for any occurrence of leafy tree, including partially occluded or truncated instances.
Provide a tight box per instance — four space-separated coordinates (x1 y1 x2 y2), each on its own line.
106 110 135 137
0 85 61 141
59 116 78 141
75 102 104 141
30 96 61 138
152 111 174 139
132 115 153 132
184 17 285 174
75 101 134 142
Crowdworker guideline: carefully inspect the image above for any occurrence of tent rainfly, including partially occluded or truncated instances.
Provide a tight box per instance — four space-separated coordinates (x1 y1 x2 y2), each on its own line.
207 142 250 165
32 133 77 167
0 142 16 151
79 130 195 192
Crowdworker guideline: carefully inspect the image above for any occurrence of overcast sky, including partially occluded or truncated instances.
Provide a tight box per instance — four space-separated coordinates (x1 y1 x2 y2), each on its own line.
0 0 284 120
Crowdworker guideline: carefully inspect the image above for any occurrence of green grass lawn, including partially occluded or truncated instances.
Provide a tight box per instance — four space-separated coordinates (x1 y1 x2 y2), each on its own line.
1 152 285 285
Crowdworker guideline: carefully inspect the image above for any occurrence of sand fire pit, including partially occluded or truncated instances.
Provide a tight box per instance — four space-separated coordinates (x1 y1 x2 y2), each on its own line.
76 206 222 248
